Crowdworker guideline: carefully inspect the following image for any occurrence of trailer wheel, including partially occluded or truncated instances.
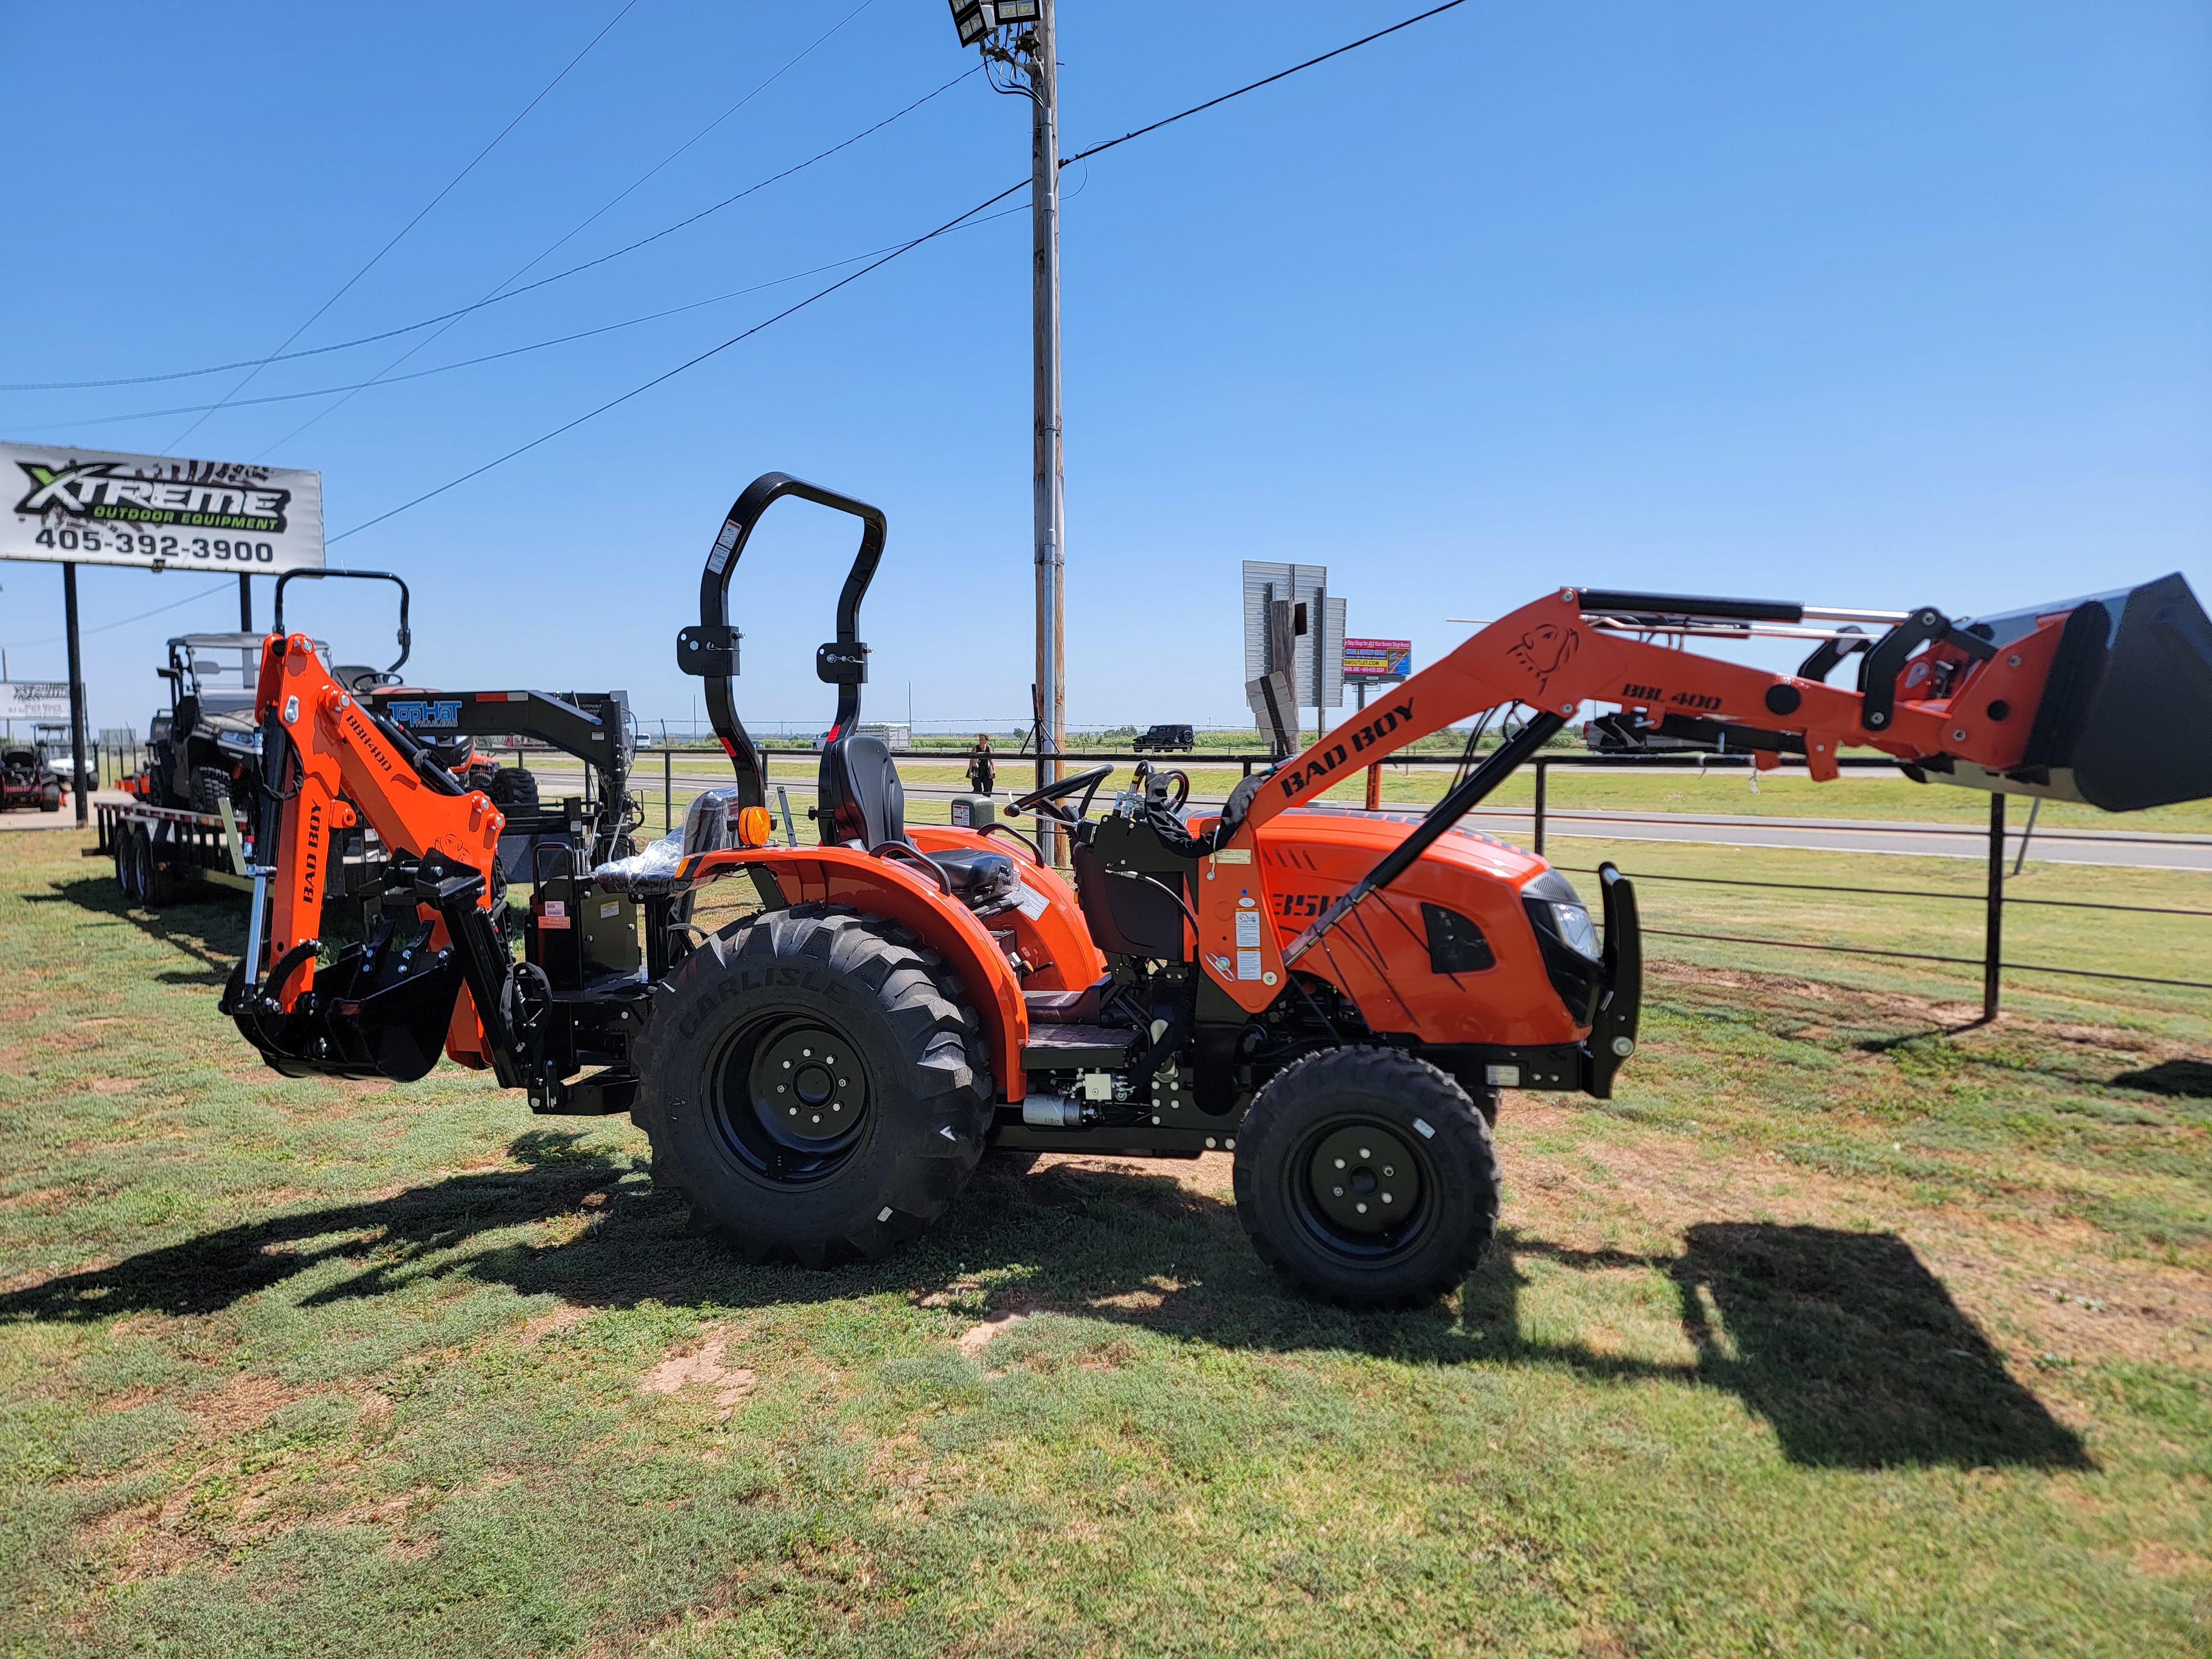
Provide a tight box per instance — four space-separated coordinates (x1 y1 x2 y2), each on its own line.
143 828 178 907
114 825 140 901
1233 1046 1500 1308
631 903 992 1267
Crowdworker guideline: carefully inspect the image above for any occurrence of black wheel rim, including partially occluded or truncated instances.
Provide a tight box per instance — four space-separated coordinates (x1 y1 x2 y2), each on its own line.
708 1014 870 1187
1283 1117 1434 1263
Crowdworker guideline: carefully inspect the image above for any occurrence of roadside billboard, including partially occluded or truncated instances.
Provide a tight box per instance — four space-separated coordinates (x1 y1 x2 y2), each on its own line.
0 682 71 721
1343 637 1413 681
2 440 324 573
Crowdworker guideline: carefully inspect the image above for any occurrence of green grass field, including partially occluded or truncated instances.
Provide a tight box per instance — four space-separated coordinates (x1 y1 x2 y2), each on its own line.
3 828 2208 1656
604 753 2212 838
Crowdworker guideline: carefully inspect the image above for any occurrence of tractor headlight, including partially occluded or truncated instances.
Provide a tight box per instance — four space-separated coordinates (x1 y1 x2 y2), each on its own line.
1550 900 1600 961
1521 870 1606 1025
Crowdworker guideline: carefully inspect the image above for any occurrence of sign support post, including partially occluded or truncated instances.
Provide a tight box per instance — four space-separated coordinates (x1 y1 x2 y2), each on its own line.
239 572 252 632
61 563 90 826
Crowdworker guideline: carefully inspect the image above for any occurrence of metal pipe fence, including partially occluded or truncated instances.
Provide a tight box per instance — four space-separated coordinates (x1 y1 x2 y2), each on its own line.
438 742 2212 1021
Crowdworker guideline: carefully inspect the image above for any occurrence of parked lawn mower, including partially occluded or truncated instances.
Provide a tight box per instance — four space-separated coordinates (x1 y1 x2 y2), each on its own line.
0 738 63 812
218 472 2212 1305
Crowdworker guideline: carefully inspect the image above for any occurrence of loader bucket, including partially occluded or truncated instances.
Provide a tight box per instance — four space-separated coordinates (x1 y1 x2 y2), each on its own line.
222 918 465 1082
2017 573 2212 812
1943 572 2212 812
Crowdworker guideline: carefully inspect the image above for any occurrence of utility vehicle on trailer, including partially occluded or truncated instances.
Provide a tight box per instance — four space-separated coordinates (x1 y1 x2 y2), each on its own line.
103 576 413 910
219 473 2212 1305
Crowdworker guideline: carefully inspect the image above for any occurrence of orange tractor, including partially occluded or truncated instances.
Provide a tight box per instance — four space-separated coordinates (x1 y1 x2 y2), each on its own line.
222 473 2212 1303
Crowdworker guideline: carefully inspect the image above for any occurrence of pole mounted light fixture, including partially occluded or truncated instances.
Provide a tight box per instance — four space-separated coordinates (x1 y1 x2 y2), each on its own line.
947 0 1037 50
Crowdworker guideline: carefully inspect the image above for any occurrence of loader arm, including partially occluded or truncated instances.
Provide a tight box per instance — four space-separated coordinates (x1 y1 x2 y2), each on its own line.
1197 576 2211 1011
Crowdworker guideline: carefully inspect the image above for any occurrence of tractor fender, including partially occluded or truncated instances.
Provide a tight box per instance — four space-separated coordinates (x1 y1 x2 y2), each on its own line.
682 846 1032 1100
907 823 1104 993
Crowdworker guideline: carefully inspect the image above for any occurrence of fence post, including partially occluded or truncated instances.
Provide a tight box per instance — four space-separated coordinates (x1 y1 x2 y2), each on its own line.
663 743 672 834
1983 791 2006 1021
1533 758 1548 857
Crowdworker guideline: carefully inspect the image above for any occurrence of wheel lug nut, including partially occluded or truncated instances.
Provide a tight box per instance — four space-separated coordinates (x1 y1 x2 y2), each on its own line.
1383 1165 1394 1176
1355 1202 1368 1213
1359 1147 1371 1159
1333 1186 1344 1197
1334 1158 1345 1169
1381 1193 1393 1204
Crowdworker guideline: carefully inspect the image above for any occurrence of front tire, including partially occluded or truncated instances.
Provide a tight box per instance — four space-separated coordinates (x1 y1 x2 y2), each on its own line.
630 904 992 1267
1233 1046 1500 1307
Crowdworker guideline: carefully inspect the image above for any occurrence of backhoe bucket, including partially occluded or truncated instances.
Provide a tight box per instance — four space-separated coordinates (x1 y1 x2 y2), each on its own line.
1945 572 2212 812
222 917 465 1082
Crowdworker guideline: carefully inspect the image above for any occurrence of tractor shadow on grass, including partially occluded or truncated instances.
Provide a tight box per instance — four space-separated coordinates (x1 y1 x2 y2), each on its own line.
0 1139 2086 1472
30 872 245 987
2110 1057 2212 1098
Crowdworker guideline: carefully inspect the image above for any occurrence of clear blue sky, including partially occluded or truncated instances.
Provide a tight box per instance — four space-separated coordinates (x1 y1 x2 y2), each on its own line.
4 1 2208 740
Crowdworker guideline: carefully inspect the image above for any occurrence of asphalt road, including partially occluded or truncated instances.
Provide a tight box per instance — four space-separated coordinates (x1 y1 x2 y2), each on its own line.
545 763 2212 873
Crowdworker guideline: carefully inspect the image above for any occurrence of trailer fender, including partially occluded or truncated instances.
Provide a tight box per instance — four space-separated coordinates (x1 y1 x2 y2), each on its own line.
684 847 1032 1099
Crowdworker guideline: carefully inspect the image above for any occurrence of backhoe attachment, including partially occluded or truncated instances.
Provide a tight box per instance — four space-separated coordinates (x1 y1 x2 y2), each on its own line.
222 852 526 1085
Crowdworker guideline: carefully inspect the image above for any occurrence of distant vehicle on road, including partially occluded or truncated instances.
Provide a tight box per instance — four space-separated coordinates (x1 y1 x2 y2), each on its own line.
1582 713 1701 755
1132 723 1194 753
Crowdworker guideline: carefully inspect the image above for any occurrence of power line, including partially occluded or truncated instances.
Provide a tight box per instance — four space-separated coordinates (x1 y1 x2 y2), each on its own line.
328 179 1031 544
162 0 643 450
324 0 1478 544
1 582 229 651
0 65 978 398
253 0 886 459
38 204 1035 434
1060 0 1469 168
493 0 883 301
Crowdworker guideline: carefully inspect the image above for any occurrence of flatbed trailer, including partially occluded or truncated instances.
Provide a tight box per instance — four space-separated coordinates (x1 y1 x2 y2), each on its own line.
93 798 385 909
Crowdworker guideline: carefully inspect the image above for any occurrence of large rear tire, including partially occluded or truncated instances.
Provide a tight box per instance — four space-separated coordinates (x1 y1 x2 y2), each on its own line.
488 765 540 813
631 904 992 1267
1233 1046 1500 1308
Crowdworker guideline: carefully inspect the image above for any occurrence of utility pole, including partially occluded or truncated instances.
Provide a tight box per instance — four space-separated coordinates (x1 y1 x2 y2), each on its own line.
1030 0 1066 864
950 0 1064 859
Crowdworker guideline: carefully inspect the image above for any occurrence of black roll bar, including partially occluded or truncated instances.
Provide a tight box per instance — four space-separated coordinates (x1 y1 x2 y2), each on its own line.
272 569 413 676
677 472 887 810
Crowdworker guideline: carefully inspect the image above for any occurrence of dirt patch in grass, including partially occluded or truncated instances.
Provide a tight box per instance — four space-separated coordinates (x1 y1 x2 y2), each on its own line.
186 1372 304 1436
640 1330 755 1412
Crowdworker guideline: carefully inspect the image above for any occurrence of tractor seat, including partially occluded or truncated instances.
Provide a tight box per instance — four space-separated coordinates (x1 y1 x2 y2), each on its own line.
818 734 1019 910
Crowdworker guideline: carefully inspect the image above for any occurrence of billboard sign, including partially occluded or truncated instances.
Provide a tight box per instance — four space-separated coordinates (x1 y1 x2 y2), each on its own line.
1 440 324 573
1241 561 1344 715
0 682 71 721
1343 638 1413 681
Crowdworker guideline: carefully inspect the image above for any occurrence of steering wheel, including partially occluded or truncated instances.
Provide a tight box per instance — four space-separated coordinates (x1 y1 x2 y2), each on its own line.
1006 764 1116 826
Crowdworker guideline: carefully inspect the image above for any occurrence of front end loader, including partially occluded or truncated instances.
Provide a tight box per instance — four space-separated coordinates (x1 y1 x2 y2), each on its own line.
220 473 2212 1304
